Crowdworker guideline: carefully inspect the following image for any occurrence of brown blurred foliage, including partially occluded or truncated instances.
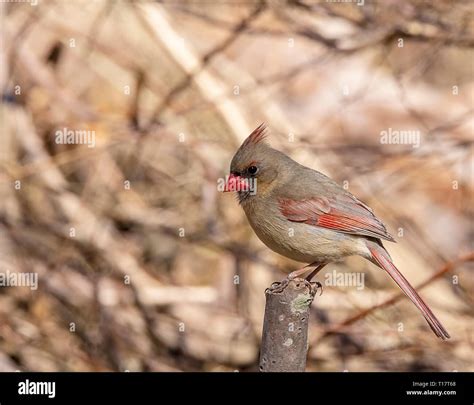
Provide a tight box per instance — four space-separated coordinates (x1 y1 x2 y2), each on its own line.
0 0 473 371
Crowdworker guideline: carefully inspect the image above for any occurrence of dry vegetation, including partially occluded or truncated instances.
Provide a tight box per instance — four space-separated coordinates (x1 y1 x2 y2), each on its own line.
0 0 473 371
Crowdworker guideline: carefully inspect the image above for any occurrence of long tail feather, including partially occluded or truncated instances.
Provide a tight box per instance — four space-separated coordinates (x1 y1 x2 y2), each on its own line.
367 242 450 340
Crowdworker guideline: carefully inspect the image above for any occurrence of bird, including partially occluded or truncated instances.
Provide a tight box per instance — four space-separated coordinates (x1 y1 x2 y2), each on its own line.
222 123 450 340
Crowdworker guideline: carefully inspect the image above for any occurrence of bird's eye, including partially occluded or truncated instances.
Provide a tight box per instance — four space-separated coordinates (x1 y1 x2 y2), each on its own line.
247 165 259 175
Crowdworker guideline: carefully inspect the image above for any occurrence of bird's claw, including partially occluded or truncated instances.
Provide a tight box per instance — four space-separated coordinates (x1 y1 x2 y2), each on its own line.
267 279 289 294
310 280 323 296
267 277 321 295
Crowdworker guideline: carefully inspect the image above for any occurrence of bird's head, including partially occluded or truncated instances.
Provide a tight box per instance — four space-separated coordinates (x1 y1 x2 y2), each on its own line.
223 124 290 203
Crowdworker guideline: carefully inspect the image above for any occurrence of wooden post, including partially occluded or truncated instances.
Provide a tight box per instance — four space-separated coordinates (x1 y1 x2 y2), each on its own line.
259 278 318 372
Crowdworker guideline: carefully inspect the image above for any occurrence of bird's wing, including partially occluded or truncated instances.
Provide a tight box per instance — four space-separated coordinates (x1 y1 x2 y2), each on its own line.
278 193 395 242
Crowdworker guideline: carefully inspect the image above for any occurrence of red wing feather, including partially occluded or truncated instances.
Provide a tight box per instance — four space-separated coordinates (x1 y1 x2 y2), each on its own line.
279 196 395 242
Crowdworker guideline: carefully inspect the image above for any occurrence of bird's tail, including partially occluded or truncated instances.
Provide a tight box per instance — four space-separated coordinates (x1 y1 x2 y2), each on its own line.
366 241 450 340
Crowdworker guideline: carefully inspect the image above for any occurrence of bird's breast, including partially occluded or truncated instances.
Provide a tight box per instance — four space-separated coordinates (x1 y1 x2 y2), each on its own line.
242 198 365 264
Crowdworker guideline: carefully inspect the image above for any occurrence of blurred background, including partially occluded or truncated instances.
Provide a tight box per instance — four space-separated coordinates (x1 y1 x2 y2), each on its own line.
0 0 473 372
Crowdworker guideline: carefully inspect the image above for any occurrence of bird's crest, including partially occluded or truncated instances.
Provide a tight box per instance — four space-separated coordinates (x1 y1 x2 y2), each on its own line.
241 123 268 148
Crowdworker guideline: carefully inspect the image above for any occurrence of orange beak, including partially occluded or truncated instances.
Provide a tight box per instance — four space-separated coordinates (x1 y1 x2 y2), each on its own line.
222 174 250 192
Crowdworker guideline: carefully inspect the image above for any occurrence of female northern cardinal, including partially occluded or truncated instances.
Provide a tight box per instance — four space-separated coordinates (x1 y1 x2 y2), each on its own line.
222 124 450 340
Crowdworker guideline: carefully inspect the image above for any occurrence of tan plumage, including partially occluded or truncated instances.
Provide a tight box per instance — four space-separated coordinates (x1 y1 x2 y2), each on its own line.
223 124 450 340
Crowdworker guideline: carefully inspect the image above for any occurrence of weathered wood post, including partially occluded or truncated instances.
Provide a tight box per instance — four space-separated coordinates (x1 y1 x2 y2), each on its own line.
259 278 318 372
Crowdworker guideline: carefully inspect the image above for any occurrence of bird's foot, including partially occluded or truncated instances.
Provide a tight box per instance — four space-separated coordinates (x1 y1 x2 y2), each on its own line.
310 280 323 296
267 278 290 294
267 276 319 295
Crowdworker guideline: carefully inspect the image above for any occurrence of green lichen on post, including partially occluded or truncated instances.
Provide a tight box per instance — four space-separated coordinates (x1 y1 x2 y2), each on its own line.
290 292 314 314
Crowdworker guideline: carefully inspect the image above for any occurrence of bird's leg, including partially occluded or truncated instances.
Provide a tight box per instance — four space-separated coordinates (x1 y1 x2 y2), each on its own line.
288 262 324 280
269 262 326 294
305 263 327 296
